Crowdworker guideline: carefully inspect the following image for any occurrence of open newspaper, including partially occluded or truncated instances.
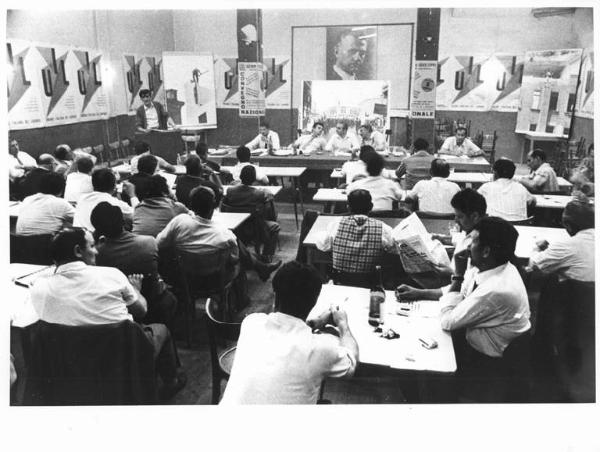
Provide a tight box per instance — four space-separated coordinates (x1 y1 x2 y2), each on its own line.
391 213 448 274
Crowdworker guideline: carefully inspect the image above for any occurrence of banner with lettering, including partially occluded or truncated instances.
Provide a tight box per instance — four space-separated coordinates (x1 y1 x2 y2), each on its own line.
238 62 266 117
411 61 437 119
574 48 594 120
122 54 165 114
70 46 109 123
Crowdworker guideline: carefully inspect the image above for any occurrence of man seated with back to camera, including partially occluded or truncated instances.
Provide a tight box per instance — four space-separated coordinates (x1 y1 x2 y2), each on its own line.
338 145 376 187
29 227 186 400
130 141 176 175
175 154 223 209
132 175 189 238
127 154 160 202
405 158 460 214
195 141 222 173
91 202 178 326
395 138 435 190
231 146 269 185
18 154 59 200
64 156 94 203
223 165 280 262
220 261 358 404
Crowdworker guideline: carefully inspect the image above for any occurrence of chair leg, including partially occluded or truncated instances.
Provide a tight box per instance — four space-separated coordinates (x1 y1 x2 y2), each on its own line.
211 375 221 404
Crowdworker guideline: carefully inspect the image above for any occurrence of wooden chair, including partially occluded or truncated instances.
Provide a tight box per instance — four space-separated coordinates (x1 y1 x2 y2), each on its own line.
92 144 108 166
10 233 54 265
108 141 121 163
120 139 132 160
181 135 200 153
204 297 241 404
481 131 498 163
415 211 455 220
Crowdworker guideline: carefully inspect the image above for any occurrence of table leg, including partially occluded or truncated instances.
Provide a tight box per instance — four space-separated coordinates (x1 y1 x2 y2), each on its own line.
307 247 313 266
291 176 299 229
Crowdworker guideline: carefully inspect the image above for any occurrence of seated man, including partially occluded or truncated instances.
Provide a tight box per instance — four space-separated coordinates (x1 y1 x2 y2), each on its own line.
245 121 280 152
220 261 358 404
357 124 387 153
16 172 74 236
230 146 269 185
528 200 595 282
64 156 94 203
74 168 138 232
519 149 559 193
338 145 376 186
156 186 281 282
8 137 37 183
223 165 280 261
315 189 394 283
405 159 460 214
195 141 221 172
53 144 75 176
135 88 176 133
132 175 189 237
92 202 178 325
325 121 360 156
18 154 59 199
128 154 167 201
29 227 186 400
478 158 535 221
175 154 223 208
347 152 404 211
130 141 175 175
439 126 482 157
395 137 435 190
293 122 327 155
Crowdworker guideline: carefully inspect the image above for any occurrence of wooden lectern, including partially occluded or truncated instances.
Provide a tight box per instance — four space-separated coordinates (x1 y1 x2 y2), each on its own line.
134 129 183 165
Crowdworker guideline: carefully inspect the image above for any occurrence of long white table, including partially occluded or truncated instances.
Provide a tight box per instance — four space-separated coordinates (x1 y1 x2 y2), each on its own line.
533 194 594 210
307 284 456 373
514 225 569 259
9 263 47 327
222 185 282 196
212 211 251 230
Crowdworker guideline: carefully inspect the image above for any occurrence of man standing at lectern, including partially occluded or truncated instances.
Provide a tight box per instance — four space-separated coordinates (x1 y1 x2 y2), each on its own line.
136 89 176 133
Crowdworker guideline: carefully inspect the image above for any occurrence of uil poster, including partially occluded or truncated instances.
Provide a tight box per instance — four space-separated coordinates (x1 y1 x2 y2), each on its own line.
71 46 109 122
123 54 165 114
575 49 594 120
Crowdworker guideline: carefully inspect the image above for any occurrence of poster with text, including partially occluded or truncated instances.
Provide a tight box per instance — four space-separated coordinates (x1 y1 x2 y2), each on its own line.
123 54 165 114
238 62 266 117
7 39 47 129
162 52 217 129
71 47 109 122
488 54 524 112
575 49 594 120
411 61 437 119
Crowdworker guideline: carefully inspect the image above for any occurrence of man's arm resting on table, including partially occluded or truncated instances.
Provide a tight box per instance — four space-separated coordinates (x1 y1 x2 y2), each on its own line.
331 308 359 377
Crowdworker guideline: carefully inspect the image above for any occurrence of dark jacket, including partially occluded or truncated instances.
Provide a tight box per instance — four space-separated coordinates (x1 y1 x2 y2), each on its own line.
136 101 169 130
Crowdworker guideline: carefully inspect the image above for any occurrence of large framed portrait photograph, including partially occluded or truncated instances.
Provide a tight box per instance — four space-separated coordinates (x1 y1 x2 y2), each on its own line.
326 26 377 81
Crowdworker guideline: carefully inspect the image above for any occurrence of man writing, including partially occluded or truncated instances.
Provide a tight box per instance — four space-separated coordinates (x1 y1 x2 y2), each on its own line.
439 126 482 157
136 89 176 133
245 121 280 152
518 149 559 193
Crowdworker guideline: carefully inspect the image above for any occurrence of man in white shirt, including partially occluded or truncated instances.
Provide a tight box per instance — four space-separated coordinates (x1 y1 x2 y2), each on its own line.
64 156 94 203
406 159 460 214
230 146 269 185
439 127 483 157
339 145 376 186
245 121 280 152
16 172 74 236
325 121 360 155
519 149 559 193
293 122 327 155
478 158 535 221
347 152 403 211
130 141 176 175
221 261 358 404
529 200 595 282
135 89 176 133
358 124 387 153
74 168 138 232
8 137 37 182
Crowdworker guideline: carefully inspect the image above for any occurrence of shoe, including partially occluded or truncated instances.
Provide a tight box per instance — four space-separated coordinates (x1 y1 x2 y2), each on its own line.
159 371 187 401
257 260 282 282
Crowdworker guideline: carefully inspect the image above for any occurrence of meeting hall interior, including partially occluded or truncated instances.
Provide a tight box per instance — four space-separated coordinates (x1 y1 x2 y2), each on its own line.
5 5 598 410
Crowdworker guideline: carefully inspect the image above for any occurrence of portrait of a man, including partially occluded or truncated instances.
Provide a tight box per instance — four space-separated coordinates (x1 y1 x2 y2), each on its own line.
326 27 376 80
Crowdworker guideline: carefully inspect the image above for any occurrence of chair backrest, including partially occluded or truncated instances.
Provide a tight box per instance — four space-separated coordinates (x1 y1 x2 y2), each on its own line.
509 216 535 226
205 298 242 343
177 247 238 295
415 210 455 220
10 233 54 265
369 208 411 219
21 320 157 405
295 209 320 263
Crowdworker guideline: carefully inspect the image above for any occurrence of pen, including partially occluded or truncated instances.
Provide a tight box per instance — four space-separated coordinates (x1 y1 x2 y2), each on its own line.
14 280 29 288
397 311 409 317
399 307 410 311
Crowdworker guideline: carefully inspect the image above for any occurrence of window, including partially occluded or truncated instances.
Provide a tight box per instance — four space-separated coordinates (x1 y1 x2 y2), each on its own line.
531 90 541 110
567 93 577 113
545 125 555 134
563 127 570 136
529 123 537 132
548 91 559 111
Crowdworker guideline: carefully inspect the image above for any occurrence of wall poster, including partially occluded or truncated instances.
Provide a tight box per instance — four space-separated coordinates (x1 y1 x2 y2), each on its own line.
238 62 266 117
411 61 437 119
574 48 594 120
122 54 165 114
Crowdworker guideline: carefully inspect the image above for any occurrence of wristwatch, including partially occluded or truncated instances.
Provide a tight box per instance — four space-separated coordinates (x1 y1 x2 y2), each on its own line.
451 275 464 282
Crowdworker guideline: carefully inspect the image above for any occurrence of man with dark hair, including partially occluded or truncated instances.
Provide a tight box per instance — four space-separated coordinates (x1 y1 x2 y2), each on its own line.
135 88 176 133
347 152 403 211
130 140 175 175
478 158 535 221
315 188 394 281
156 186 281 282
175 154 223 208
53 144 75 176
529 201 595 281
195 141 221 172
128 154 159 201
439 126 482 157
358 124 386 153
395 138 436 189
245 121 280 152
16 172 74 235
231 145 268 185
220 261 358 404
406 158 460 214
92 202 178 325
132 175 189 237
519 149 559 193
293 122 327 155
64 156 94 203
17 153 59 199
223 165 280 261
74 168 138 232
338 145 376 186
30 226 186 400
325 121 360 155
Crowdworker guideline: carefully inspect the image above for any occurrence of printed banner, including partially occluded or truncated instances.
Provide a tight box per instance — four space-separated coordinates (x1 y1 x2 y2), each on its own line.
516 48 582 137
162 52 217 129
214 56 290 109
238 62 266 117
411 61 437 118
7 39 109 129
122 54 165 114
574 49 594 120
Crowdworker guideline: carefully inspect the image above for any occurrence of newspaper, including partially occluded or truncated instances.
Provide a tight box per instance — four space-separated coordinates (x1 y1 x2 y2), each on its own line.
391 213 441 274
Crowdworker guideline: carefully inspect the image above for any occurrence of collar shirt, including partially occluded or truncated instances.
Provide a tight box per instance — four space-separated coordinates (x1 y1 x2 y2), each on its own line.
245 130 280 151
440 262 531 358
530 162 559 192
326 133 360 155
16 193 75 236
408 177 460 214
29 261 137 326
398 151 436 190
478 178 534 221
360 130 387 152
439 136 482 157
64 172 93 203
347 176 404 211
530 229 595 282
220 312 357 404
130 152 170 175
294 134 327 155
8 151 37 180
340 160 367 185
144 103 159 129
132 197 189 237
333 64 356 80
74 191 133 232
231 162 269 185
